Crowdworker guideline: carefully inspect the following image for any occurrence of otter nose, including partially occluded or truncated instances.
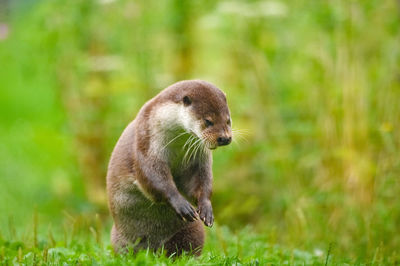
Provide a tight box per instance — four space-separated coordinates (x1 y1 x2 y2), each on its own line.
217 136 232 146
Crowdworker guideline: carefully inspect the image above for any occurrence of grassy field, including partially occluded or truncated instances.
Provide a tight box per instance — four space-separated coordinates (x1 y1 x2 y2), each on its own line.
1 219 330 265
1 0 400 264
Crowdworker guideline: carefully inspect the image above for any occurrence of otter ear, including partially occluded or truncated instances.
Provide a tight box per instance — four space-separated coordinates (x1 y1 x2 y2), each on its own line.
183 96 192 106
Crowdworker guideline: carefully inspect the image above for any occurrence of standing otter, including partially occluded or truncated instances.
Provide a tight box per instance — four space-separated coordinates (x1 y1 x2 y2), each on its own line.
107 80 232 256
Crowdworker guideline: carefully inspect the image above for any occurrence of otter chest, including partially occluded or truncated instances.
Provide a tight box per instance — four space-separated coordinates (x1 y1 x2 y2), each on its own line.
165 134 203 196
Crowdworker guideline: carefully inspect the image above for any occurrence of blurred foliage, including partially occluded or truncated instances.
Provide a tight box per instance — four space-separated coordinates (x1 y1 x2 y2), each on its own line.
1 0 400 262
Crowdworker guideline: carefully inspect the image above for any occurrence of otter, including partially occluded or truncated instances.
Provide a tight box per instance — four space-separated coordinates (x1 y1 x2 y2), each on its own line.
106 80 232 256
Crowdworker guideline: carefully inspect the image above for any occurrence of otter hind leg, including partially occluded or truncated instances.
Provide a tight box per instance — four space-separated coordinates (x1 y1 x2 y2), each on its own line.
112 224 152 254
111 224 140 254
164 220 205 257
111 224 130 253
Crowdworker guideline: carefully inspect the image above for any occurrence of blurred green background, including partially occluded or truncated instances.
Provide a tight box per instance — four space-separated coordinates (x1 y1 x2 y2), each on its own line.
1 0 399 261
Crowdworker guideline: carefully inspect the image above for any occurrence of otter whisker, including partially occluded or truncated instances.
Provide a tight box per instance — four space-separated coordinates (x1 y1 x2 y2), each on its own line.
232 127 249 131
182 137 195 162
182 134 195 151
192 139 204 162
197 139 205 160
188 142 199 164
161 131 188 151
189 138 203 163
182 137 194 165
232 130 245 137
232 130 249 143
232 128 250 136
185 138 203 165
181 135 194 165
190 140 200 161
234 135 248 144
183 136 201 166
231 135 239 145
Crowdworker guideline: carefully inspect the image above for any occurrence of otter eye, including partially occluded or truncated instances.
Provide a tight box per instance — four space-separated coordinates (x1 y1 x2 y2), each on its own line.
183 96 192 106
204 119 214 128
227 119 231 126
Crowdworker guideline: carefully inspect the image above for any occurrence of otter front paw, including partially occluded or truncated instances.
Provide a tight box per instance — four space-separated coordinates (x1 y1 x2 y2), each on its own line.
171 197 198 222
197 200 214 227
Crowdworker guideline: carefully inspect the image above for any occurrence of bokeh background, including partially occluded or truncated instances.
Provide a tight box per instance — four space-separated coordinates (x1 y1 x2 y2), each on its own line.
1 0 399 261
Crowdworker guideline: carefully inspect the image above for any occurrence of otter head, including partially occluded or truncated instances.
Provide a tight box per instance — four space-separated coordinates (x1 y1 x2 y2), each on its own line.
170 80 232 150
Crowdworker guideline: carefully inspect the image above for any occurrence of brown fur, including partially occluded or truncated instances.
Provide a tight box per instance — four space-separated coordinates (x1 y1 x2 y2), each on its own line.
106 80 232 256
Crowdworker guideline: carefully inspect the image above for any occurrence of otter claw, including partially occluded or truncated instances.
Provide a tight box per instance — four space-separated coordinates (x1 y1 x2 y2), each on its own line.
172 197 198 222
198 201 214 227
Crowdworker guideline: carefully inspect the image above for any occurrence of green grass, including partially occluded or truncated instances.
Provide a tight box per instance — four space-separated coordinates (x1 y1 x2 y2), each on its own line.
1 220 397 265
0 216 330 265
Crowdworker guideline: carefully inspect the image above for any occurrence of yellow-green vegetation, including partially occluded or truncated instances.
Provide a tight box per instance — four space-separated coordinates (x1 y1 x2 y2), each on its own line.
0 0 399 264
